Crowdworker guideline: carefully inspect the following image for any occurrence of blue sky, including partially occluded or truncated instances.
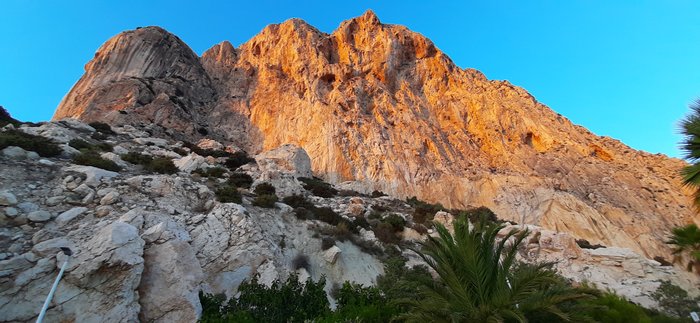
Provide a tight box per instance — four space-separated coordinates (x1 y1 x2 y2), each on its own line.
1 1 699 158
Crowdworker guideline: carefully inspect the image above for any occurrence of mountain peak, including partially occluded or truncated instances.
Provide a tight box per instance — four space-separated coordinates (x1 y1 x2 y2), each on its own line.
357 9 381 26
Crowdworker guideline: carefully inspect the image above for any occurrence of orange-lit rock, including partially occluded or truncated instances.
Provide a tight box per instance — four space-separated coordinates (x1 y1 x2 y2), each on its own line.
54 10 698 260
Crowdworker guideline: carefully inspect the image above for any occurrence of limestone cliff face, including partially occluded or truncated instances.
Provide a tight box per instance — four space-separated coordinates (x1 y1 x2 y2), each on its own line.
53 26 216 137
54 10 697 259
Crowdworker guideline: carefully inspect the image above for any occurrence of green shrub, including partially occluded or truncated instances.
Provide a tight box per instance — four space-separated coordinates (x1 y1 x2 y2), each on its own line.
91 132 108 140
0 129 62 157
383 213 407 231
145 157 178 174
330 222 354 241
292 254 311 271
354 217 371 230
200 274 329 323
121 152 153 165
73 151 121 171
453 206 499 225
194 167 226 178
376 255 434 313
407 196 445 224
253 194 278 208
652 280 700 318
182 141 231 158
0 106 20 127
172 147 188 156
228 172 254 188
282 195 315 209
321 237 335 250
314 207 343 225
69 139 112 152
322 282 399 323
298 177 338 198
225 151 256 170
373 222 400 244
371 190 387 198
88 121 115 134
215 186 242 204
254 182 276 196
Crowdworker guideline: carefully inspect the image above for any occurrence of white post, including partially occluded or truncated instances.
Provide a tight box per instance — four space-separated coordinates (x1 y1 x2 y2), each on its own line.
36 249 71 323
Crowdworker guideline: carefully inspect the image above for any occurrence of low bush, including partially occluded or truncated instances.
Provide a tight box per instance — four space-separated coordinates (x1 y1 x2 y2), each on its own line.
182 141 231 158
371 190 387 198
283 195 315 209
254 182 276 196
194 167 226 178
338 189 364 197
69 139 112 152
172 147 188 156
354 217 371 230
407 196 445 224
91 132 108 140
315 207 344 226
200 274 328 323
298 177 338 198
88 121 115 134
228 172 253 189
73 151 121 171
252 194 278 208
453 206 499 225
145 157 178 174
332 222 353 241
383 213 406 231
0 106 20 127
215 186 242 204
321 237 335 250
225 151 256 170
121 152 153 165
374 222 400 244
652 280 700 318
0 129 62 157
292 254 311 271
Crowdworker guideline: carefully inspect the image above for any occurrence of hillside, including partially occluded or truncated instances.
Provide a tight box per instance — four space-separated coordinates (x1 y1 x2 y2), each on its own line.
52 11 696 265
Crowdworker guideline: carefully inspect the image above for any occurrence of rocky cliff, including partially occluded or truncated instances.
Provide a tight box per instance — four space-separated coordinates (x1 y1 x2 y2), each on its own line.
53 10 697 261
0 120 696 322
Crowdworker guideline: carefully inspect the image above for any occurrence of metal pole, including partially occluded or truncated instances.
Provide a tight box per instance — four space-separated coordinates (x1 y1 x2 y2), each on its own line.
36 247 72 323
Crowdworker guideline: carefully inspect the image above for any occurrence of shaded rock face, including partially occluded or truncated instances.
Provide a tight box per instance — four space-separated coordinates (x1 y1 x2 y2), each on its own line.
53 10 697 259
53 26 216 139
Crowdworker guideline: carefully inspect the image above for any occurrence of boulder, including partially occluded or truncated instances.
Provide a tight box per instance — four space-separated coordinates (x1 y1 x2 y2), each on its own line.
255 144 312 178
56 207 88 226
138 240 204 322
174 153 208 173
2 146 28 160
323 245 342 264
27 210 51 222
0 191 17 206
64 165 119 187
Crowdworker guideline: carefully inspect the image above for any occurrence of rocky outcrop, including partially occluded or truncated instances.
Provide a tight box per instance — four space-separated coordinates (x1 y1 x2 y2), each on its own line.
0 120 697 321
53 27 216 139
53 11 696 263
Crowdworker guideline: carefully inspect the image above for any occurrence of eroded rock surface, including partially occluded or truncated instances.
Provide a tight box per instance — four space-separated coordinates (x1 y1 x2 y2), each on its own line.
52 11 698 261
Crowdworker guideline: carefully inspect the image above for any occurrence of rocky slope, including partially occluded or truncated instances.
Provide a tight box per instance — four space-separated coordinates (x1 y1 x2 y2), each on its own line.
0 120 697 322
53 11 696 263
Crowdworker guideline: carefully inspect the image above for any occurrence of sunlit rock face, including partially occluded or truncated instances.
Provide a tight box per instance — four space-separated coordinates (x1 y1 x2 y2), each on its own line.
54 10 697 259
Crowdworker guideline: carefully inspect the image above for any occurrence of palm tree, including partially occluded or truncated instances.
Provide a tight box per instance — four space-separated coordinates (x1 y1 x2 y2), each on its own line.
679 99 700 206
667 224 700 272
399 219 594 322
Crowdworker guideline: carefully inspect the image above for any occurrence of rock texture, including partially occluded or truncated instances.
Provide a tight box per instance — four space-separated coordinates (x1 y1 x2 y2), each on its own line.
0 119 697 321
53 11 696 264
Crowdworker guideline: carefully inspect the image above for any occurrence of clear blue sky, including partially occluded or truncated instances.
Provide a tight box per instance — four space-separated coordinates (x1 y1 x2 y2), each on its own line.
2 1 699 158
